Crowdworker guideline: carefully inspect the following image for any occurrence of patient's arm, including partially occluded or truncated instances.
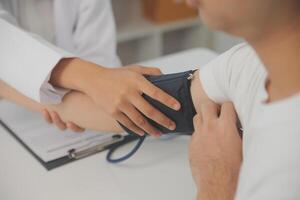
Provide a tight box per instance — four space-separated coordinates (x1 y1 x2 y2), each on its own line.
0 80 122 133
0 70 208 134
57 70 210 131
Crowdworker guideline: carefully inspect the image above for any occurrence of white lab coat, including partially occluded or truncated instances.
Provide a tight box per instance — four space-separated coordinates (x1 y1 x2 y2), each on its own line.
0 0 120 104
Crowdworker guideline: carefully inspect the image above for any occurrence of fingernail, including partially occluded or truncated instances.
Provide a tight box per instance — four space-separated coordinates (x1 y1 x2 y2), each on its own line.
154 134 161 138
155 131 162 136
137 130 145 136
173 103 181 110
169 123 176 130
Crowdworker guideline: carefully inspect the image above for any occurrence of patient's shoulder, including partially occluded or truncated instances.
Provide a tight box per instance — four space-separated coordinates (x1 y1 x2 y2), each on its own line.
215 43 267 85
201 43 267 127
223 43 262 68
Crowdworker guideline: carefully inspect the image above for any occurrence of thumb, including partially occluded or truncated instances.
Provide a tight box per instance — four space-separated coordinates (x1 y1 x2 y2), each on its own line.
193 114 203 132
220 102 237 122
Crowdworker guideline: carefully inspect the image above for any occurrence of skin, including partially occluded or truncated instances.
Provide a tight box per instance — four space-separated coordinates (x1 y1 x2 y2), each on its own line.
0 44 240 198
50 59 181 137
190 102 242 200
0 70 208 134
0 48 240 199
187 0 300 199
2 0 300 198
0 79 122 133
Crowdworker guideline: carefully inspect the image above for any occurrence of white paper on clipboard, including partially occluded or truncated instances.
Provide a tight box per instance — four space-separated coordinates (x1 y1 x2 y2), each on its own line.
0 100 115 163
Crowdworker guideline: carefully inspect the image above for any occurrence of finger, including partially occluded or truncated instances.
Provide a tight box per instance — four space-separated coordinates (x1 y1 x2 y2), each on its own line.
130 95 176 131
200 101 219 121
138 66 162 76
141 79 181 111
193 113 203 131
42 109 53 124
120 102 163 137
49 111 66 131
66 122 85 133
220 102 237 122
116 113 146 136
126 65 162 75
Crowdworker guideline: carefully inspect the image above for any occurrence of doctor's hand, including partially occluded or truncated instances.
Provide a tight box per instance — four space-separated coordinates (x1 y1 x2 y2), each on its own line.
42 109 85 132
189 102 242 200
50 58 180 137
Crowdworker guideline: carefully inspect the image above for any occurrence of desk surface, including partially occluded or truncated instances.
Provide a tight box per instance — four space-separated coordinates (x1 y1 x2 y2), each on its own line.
0 48 217 200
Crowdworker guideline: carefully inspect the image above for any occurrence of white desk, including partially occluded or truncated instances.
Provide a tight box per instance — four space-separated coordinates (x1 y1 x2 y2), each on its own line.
0 48 217 200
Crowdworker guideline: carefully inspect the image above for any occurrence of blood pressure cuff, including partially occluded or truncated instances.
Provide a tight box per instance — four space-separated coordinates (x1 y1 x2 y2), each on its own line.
109 70 198 163
119 70 197 136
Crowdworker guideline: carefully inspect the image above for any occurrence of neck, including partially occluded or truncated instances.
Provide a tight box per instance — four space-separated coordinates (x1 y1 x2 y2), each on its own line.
248 19 300 102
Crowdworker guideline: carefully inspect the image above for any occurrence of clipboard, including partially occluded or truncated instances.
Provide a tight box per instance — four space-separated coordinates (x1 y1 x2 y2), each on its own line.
0 118 141 170
0 119 123 170
0 101 138 170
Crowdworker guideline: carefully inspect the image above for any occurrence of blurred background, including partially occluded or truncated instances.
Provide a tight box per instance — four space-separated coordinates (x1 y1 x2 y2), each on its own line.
1 0 242 65
113 0 242 64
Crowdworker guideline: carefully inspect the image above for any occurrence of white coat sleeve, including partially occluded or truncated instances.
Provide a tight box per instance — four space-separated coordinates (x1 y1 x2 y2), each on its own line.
54 0 121 67
0 5 74 104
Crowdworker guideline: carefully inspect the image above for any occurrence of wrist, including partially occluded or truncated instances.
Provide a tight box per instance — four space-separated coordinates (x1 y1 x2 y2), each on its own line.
196 172 239 200
50 58 106 94
197 187 236 200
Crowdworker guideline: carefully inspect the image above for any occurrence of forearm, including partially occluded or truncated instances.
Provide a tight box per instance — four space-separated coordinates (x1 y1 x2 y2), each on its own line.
50 58 106 95
0 80 121 133
196 171 239 200
190 72 239 200
198 187 237 200
0 80 43 112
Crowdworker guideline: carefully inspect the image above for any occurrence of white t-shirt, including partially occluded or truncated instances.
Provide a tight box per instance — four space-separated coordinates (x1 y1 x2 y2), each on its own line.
200 43 300 199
